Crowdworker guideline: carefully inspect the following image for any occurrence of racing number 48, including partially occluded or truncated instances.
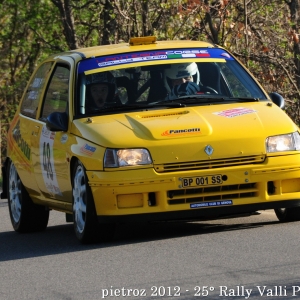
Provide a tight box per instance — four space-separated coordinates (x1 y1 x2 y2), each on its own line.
43 142 53 180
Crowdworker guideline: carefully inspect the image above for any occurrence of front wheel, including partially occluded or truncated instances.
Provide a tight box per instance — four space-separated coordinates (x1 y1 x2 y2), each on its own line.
72 160 115 243
7 160 49 232
274 207 300 222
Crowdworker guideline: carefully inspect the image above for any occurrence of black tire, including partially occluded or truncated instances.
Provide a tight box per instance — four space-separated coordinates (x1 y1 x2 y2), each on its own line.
274 207 300 222
72 160 115 243
7 160 49 232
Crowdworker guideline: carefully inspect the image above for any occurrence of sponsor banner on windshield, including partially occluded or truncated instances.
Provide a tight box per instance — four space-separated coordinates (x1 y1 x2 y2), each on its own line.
78 48 233 73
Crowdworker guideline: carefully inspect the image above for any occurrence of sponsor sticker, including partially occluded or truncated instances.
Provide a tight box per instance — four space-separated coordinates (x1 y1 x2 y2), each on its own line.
78 48 234 73
12 120 31 161
60 134 68 144
166 50 210 58
39 126 62 196
221 52 231 58
97 55 167 67
161 128 201 136
80 143 96 156
190 200 233 208
213 107 256 118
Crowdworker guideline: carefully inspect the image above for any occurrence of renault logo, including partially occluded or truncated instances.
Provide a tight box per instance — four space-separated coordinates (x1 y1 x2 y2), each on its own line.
204 145 214 155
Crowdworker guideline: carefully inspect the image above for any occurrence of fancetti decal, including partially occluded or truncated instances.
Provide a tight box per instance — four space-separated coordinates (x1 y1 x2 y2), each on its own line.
161 128 201 136
213 107 257 118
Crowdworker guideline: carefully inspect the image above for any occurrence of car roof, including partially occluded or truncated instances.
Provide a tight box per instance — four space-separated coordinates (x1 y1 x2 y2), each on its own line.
54 39 217 60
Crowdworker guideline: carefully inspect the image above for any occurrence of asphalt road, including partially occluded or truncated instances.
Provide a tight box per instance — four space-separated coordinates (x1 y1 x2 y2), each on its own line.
1 197 300 300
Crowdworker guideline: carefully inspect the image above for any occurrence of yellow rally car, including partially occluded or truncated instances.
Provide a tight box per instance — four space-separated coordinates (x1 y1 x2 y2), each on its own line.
2 36 300 243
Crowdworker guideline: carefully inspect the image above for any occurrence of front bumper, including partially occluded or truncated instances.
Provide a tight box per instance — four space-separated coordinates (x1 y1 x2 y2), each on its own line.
87 155 300 221
96 200 300 223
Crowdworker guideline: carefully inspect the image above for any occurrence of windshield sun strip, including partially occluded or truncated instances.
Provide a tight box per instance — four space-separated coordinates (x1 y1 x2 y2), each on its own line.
78 47 232 74
82 58 226 75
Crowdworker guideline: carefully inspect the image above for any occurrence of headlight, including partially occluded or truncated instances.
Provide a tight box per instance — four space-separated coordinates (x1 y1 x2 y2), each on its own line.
104 148 152 167
266 132 300 152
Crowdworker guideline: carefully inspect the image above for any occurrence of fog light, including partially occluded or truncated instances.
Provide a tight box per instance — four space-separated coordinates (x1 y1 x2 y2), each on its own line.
117 194 143 208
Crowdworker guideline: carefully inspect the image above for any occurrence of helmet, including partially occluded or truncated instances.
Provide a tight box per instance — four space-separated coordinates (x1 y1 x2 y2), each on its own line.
86 71 117 101
164 62 200 92
86 71 117 87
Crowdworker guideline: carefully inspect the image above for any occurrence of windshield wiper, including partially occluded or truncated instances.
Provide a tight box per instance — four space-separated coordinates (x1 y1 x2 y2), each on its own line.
88 97 261 114
149 102 186 108
89 102 186 113
157 95 227 104
157 95 262 104
228 97 260 102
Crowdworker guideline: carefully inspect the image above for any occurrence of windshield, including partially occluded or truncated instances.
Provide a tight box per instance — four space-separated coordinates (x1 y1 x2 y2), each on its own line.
76 48 267 116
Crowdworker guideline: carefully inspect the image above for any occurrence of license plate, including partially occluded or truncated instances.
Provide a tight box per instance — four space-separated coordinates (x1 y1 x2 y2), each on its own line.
181 175 223 187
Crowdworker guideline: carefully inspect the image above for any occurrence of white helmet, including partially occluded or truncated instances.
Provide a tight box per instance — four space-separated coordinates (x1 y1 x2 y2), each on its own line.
164 62 200 92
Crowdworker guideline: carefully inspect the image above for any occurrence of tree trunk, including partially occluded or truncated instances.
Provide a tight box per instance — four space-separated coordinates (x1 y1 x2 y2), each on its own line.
51 0 79 49
100 0 117 45
288 0 300 88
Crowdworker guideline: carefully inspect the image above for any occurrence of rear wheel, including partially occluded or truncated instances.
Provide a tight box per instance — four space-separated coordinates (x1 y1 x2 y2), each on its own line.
72 160 115 243
274 207 300 222
7 160 49 232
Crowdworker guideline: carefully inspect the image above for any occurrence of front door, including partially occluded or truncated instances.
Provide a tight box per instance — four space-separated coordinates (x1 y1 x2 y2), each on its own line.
31 63 72 202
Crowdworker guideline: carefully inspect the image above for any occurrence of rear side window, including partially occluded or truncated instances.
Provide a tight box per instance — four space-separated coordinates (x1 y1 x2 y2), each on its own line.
20 62 53 119
40 64 70 120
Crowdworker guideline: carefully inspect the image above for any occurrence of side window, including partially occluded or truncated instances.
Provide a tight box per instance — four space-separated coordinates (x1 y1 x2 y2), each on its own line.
20 62 53 118
41 65 70 120
219 63 251 98
218 62 265 99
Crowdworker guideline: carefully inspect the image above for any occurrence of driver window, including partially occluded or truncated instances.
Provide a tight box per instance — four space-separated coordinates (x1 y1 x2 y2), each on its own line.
41 65 70 120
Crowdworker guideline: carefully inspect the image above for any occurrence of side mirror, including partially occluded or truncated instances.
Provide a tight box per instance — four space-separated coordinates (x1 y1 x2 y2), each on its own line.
269 92 285 109
46 112 68 132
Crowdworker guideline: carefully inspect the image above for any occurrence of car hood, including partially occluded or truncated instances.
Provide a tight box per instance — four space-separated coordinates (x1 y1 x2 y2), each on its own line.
71 102 298 163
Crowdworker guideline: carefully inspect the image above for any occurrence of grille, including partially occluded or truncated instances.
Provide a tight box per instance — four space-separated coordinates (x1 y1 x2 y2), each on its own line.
155 155 265 173
167 183 257 205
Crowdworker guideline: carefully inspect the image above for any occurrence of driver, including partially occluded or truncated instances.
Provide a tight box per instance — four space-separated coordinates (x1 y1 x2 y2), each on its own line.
86 71 117 109
164 63 200 99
